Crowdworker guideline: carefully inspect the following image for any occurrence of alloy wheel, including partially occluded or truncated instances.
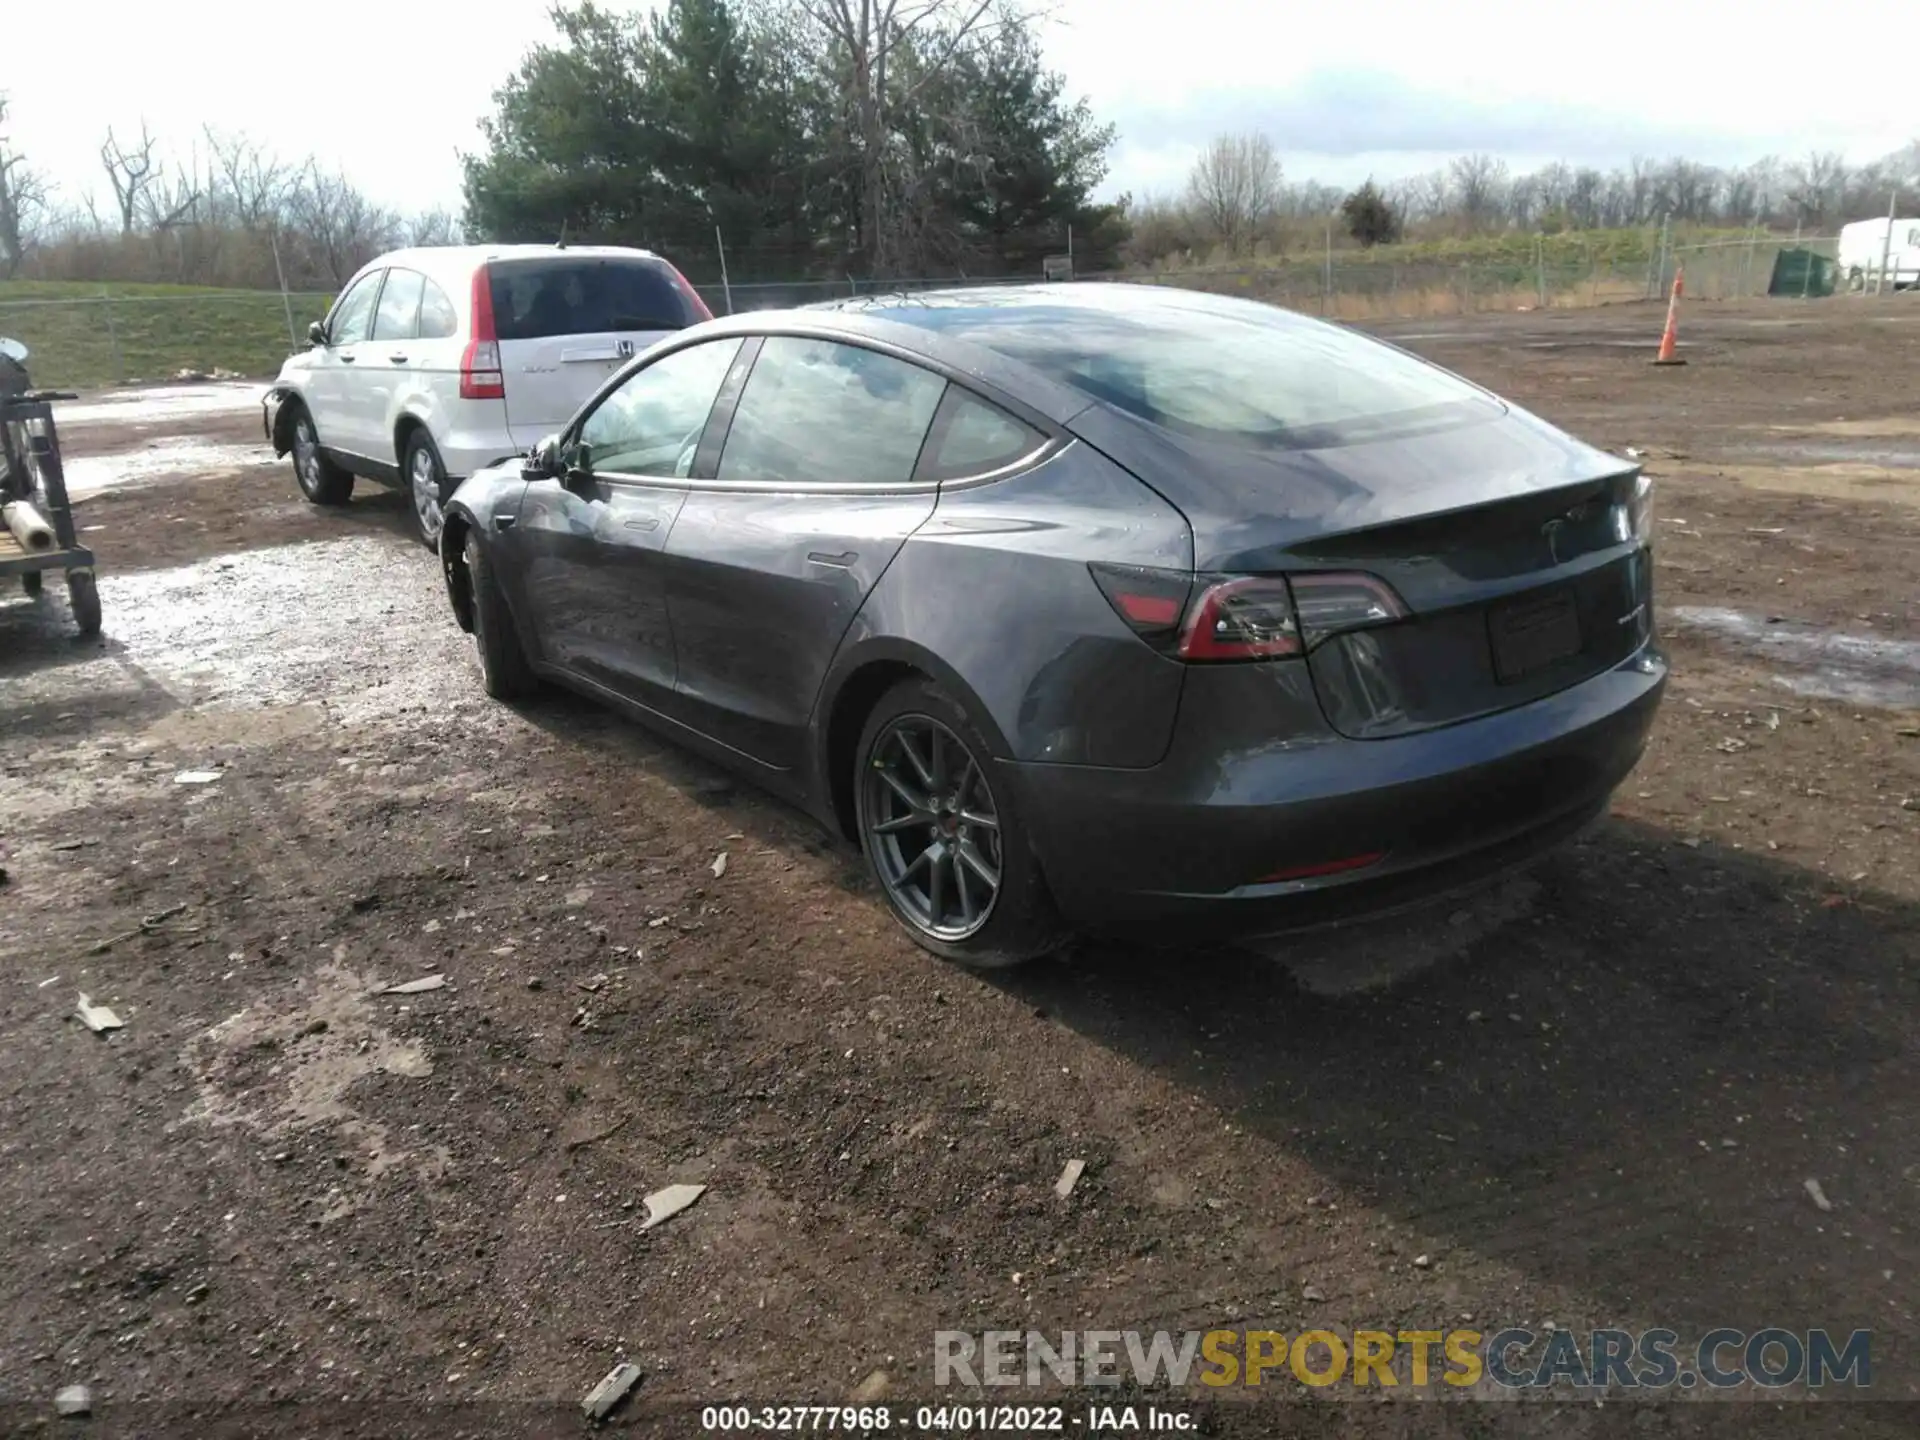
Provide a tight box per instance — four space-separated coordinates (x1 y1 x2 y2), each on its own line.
860 715 1002 942
410 445 444 542
293 419 321 493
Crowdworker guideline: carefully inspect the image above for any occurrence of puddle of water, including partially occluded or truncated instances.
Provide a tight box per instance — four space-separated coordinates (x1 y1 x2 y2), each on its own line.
0 536 479 737
1726 440 1920 470
60 437 278 497
52 382 264 427
1791 418 1920 440
1669 605 1920 709
1698 458 1920 508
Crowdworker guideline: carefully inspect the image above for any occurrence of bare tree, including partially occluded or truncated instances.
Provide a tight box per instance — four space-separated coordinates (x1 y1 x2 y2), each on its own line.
0 96 52 279
1448 153 1509 229
792 0 1042 274
405 207 460 247
286 162 400 284
101 123 160 236
1785 151 1848 227
205 128 288 231
1186 132 1282 255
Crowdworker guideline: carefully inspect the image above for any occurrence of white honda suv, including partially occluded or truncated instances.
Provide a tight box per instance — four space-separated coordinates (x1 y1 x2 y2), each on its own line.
263 244 711 548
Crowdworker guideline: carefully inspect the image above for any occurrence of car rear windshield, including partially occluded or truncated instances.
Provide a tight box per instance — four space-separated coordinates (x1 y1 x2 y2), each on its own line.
487 257 703 341
878 292 1503 451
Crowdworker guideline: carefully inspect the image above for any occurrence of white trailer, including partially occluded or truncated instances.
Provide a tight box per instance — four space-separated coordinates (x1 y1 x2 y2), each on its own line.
1837 217 1920 289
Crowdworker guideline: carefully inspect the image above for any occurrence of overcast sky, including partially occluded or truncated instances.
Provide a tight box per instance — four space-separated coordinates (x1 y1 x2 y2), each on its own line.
4 0 1915 219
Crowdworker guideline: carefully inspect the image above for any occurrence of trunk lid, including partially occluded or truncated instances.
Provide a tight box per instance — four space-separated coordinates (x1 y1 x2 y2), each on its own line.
1069 401 1653 738
486 255 707 449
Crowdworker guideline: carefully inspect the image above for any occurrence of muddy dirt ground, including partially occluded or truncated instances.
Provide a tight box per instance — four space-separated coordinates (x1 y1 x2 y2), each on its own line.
1 300 1918 1437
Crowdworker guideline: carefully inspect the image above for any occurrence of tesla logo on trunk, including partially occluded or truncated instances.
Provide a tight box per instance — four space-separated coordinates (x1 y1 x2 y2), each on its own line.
616 340 635 359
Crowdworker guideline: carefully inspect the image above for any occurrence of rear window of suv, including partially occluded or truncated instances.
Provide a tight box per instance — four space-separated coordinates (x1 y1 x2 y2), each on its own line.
486 257 706 341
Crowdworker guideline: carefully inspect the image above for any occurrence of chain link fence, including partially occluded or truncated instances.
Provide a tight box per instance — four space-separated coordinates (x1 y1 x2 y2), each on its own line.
0 235 1891 390
1111 235 1852 322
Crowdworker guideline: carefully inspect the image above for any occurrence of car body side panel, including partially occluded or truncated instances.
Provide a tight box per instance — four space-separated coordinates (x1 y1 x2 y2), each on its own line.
814 442 1194 773
440 464 531 625
662 489 940 771
512 474 686 702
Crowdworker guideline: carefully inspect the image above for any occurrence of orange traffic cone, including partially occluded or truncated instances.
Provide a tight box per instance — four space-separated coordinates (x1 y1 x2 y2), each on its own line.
1652 267 1686 366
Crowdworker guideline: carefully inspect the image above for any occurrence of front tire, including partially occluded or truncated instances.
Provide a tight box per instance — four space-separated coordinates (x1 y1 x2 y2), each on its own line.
465 532 539 700
403 431 452 552
289 406 353 507
854 677 1063 968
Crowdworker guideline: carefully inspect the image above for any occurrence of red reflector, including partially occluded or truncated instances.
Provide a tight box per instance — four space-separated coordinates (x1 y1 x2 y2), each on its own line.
1256 851 1387 884
1116 592 1183 626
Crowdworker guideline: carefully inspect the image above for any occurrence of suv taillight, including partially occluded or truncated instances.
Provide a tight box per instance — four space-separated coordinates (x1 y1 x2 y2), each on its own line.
668 264 714 323
1090 564 1408 663
461 266 506 400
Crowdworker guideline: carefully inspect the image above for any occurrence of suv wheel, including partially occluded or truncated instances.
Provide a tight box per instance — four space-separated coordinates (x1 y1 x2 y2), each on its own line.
404 431 452 551
290 407 353 506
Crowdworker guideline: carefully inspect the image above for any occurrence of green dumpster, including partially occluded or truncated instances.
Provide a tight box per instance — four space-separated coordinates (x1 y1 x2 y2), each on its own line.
1768 248 1837 298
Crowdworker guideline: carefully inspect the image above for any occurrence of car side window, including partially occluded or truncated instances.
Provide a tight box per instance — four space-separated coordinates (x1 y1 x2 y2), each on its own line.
578 338 743 478
717 337 946 487
371 269 425 342
418 279 458 340
327 271 383 346
917 387 1046 482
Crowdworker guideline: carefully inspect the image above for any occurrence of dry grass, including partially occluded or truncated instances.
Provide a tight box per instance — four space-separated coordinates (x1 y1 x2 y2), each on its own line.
1127 268 1656 323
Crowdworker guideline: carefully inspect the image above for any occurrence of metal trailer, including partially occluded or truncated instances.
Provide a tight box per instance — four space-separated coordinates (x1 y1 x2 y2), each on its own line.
0 383 98 637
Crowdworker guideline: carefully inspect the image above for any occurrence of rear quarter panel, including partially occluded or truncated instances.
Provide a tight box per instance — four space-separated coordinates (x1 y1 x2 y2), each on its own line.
820 442 1194 770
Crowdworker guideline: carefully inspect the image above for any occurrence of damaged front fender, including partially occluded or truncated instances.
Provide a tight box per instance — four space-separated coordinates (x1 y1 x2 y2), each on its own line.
262 386 299 456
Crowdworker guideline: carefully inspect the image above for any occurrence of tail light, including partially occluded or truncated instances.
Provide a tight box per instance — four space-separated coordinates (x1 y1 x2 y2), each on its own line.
1180 577 1302 660
668 264 715 323
1288 573 1408 648
1090 564 1407 663
461 266 506 400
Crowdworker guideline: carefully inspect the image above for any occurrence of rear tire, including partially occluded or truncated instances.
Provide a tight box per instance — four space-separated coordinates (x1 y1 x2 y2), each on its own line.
67 569 101 637
403 430 452 552
854 677 1064 968
289 405 353 507
465 532 539 700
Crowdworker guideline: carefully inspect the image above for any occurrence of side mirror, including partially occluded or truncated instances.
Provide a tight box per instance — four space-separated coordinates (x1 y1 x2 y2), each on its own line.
522 435 562 481
307 320 328 348
561 440 594 494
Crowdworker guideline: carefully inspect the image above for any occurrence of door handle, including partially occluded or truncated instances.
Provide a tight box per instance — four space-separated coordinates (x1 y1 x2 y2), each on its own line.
807 550 858 568
494 514 516 532
388 354 409 365
339 354 356 364
623 517 660 532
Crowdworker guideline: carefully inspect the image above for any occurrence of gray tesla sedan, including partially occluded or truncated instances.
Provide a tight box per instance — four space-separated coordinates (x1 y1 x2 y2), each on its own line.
439 283 1665 966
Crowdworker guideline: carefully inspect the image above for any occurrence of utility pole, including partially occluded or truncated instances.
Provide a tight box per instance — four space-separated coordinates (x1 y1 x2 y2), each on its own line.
1877 189 1898 296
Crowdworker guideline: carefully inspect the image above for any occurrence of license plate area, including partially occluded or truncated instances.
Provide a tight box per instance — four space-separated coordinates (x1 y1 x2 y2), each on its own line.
1488 588 1583 683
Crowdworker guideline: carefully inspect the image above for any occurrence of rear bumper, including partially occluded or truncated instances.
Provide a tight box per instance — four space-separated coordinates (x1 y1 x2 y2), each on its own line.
440 429 525 483
1013 644 1667 941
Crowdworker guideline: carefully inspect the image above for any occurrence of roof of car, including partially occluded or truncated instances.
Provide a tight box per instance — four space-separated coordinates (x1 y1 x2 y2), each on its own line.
676 282 1282 426
361 243 669 282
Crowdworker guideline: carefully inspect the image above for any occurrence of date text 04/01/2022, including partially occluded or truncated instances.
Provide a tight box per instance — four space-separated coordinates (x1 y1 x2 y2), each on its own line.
698 1403 1197 1432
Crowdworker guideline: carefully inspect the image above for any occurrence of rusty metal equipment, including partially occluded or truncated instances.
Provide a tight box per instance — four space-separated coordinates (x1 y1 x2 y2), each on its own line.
0 338 98 636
